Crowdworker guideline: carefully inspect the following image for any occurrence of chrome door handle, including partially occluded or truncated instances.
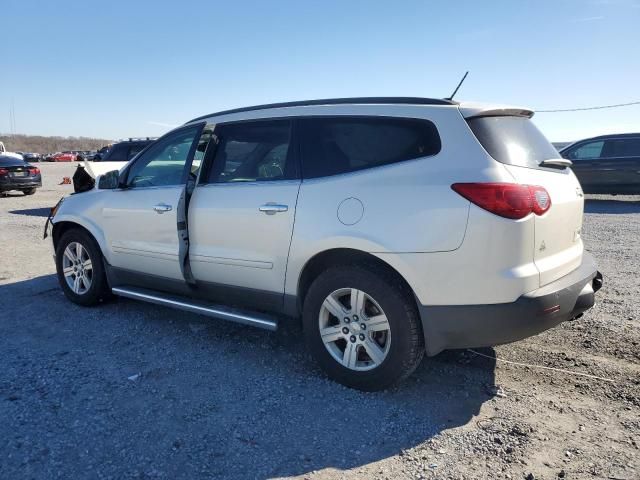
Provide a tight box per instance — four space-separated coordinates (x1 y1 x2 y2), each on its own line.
153 204 172 214
259 203 288 215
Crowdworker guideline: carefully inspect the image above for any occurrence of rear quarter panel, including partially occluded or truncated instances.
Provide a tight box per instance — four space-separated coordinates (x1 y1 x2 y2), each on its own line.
285 106 507 298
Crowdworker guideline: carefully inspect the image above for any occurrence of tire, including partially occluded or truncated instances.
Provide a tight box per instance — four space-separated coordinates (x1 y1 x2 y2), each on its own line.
302 265 424 391
55 228 111 306
23 188 37 195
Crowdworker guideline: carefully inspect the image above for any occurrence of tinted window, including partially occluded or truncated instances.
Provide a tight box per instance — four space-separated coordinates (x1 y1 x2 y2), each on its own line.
468 116 559 168
0 155 26 167
126 126 200 188
299 117 440 179
603 138 640 158
206 120 293 183
127 143 147 160
565 141 604 160
105 144 128 162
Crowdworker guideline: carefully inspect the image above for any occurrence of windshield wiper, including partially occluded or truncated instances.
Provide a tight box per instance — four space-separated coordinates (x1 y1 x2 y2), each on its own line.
539 158 572 169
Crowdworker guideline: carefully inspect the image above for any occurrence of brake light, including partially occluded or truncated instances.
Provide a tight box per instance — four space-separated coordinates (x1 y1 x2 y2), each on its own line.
0 168 8 176
451 183 551 219
28 167 40 175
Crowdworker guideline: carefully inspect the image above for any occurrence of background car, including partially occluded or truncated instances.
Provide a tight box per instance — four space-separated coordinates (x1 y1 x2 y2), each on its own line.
76 151 92 161
85 150 98 161
52 152 77 162
96 138 155 162
0 154 42 195
23 152 42 162
560 133 640 194
93 145 112 161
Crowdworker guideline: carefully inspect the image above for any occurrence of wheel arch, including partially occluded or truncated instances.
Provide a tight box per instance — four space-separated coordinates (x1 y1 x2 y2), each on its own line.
295 248 418 315
52 219 106 259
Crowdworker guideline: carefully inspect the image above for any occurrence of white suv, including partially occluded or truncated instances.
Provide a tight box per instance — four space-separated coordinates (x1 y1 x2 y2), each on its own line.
47 97 602 390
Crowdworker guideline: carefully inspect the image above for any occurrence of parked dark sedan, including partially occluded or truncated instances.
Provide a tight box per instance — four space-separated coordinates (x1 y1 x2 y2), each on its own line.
0 155 42 195
560 133 640 194
23 152 42 162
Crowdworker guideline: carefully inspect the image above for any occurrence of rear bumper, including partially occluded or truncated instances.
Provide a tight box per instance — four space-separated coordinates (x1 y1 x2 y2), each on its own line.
0 178 42 191
419 252 602 356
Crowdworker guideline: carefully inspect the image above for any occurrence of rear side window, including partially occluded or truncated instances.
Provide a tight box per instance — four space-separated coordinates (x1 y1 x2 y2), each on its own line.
127 143 147 160
104 144 128 162
603 138 640 158
467 116 559 169
299 117 441 179
564 140 604 160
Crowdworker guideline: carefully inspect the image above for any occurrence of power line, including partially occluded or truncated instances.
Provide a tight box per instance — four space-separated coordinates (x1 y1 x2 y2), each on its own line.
536 100 640 113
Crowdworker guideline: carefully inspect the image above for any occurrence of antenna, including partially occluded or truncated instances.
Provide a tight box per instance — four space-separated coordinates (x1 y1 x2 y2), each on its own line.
447 71 469 100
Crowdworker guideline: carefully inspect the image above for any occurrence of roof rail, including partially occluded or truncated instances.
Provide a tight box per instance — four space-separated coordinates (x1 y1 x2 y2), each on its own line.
122 137 158 142
187 97 456 124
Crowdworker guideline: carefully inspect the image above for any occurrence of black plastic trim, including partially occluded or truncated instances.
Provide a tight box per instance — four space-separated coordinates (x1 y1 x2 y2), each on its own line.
418 252 601 356
105 265 285 313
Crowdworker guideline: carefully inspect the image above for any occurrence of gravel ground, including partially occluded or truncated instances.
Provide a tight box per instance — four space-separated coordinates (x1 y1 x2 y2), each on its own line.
0 163 638 480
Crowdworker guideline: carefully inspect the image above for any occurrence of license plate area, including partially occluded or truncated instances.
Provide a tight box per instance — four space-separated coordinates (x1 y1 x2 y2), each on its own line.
11 171 28 177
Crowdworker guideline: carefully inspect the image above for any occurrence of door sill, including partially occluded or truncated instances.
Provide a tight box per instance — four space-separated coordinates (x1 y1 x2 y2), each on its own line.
112 286 278 331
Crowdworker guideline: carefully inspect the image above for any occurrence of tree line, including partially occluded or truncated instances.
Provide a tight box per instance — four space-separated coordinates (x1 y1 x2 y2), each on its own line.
0 133 112 154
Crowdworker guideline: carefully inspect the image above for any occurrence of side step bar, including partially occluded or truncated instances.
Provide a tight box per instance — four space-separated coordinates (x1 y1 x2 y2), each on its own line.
111 286 278 331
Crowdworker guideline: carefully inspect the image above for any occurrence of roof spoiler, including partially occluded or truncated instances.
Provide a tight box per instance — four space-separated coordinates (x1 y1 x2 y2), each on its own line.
459 104 534 119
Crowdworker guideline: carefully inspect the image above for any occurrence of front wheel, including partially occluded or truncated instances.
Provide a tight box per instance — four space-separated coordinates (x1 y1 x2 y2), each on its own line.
55 229 111 306
303 266 424 391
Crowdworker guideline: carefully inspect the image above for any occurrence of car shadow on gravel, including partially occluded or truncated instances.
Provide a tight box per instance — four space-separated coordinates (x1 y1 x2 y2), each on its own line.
584 198 640 214
8 207 51 217
0 275 497 479
0 192 27 198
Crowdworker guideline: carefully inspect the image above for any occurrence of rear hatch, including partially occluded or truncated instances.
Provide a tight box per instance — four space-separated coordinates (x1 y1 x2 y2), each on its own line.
466 114 584 287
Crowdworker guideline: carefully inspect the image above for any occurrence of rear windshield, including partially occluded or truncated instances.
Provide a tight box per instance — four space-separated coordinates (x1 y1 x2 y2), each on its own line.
467 116 559 169
0 156 25 167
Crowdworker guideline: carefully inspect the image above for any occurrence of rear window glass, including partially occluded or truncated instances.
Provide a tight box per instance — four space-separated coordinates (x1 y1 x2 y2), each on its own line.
603 138 640 158
299 117 441 179
0 156 25 166
467 116 559 169
207 120 294 183
104 144 128 162
564 140 604 160
127 143 147 160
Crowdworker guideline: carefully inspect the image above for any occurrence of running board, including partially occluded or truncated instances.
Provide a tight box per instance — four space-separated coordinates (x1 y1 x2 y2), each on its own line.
111 286 278 331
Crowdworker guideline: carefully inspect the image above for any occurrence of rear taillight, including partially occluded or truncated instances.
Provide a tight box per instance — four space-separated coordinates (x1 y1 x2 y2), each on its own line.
529 185 551 215
451 183 551 219
29 167 40 175
0 168 8 176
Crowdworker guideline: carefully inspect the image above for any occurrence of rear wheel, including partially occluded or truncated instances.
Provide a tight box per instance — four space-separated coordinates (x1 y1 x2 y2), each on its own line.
303 266 424 391
23 188 36 195
55 229 111 306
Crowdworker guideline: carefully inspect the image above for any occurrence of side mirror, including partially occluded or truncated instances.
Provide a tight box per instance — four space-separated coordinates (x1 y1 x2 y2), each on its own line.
97 170 122 190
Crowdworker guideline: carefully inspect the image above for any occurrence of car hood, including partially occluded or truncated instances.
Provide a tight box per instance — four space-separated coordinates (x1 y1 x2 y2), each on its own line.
82 160 128 178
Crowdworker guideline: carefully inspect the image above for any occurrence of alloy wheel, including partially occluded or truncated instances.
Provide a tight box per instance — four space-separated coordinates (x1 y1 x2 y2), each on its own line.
318 288 391 371
62 242 93 295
